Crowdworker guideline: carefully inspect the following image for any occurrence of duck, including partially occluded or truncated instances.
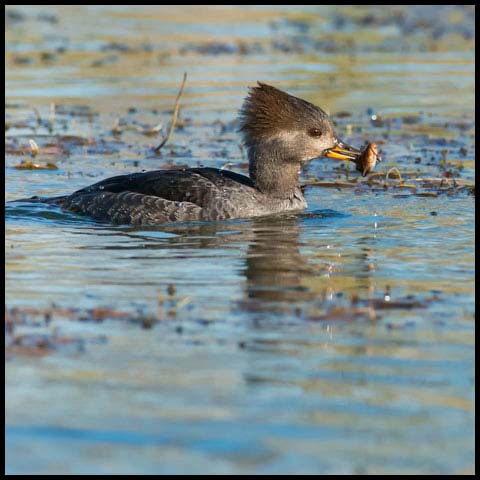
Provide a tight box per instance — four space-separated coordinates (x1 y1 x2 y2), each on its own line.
25 82 365 225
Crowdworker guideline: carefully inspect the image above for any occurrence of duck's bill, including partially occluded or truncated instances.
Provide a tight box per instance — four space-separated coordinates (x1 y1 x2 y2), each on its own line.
324 139 362 161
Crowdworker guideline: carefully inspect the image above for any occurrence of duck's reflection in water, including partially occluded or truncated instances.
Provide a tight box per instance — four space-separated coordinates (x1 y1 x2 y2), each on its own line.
97 211 378 319
241 216 315 312
119 214 315 314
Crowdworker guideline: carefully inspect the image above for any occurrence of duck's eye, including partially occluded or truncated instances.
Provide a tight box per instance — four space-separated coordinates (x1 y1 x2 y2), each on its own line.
308 128 322 138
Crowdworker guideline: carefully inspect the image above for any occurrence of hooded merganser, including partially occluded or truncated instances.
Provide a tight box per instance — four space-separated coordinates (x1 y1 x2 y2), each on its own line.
24 83 365 225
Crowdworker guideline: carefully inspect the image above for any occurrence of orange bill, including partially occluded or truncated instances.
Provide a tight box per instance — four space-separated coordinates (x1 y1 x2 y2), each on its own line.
324 138 362 161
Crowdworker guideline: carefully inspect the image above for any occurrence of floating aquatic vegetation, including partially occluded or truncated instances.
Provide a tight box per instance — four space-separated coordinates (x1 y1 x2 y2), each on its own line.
4 282 197 358
112 118 164 136
306 162 474 197
12 161 58 170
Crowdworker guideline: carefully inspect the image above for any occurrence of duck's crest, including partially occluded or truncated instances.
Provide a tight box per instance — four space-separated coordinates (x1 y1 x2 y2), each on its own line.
239 82 328 144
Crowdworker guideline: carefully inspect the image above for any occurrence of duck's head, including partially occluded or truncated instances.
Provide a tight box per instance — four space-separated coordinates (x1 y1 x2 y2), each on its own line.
239 82 361 166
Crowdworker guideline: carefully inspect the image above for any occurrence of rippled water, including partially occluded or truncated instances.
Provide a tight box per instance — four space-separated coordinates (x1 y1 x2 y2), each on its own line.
5 5 475 474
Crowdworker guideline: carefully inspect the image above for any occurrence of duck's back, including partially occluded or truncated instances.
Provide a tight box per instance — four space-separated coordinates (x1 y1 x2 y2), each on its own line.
45 167 283 225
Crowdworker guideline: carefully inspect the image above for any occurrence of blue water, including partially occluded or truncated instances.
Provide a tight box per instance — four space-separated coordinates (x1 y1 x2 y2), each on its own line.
5 5 475 475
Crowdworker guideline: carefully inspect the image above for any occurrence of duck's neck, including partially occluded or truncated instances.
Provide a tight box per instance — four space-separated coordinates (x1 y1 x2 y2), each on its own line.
247 140 301 199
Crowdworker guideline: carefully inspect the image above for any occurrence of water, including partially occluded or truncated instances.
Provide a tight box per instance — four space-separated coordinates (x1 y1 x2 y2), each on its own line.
5 5 475 474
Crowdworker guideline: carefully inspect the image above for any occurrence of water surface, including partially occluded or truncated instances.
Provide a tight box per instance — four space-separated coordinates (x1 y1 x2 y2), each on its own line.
5 5 475 475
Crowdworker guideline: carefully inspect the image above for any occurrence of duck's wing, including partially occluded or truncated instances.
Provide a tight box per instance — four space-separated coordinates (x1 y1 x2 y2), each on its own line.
48 167 256 224
55 190 205 225
72 167 254 207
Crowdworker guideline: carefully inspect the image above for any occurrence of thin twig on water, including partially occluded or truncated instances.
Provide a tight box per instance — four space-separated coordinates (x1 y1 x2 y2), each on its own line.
154 73 187 153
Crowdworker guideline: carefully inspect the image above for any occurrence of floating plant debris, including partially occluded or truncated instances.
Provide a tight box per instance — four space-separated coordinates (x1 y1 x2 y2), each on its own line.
12 161 58 170
4 282 195 358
